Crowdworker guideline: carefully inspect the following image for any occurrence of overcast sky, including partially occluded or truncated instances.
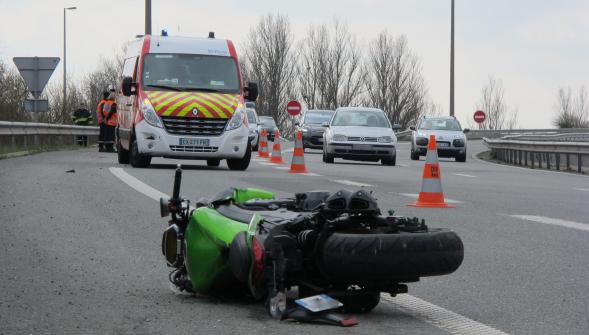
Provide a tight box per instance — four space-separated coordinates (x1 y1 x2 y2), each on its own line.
1 0 587 128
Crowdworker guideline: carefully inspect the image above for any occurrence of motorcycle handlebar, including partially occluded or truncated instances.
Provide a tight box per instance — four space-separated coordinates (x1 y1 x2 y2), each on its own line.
173 165 182 200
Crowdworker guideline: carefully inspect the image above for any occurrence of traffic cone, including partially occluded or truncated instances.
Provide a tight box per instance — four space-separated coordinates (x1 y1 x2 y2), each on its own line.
258 130 269 158
269 130 284 164
408 135 455 208
289 130 308 173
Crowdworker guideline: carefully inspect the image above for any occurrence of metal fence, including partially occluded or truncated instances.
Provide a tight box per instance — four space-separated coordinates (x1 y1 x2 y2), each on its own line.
0 121 99 151
396 128 589 142
483 133 589 174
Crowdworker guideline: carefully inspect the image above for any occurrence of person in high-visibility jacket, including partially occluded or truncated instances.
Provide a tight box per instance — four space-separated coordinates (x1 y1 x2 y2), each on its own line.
71 105 93 147
96 91 109 152
100 89 118 152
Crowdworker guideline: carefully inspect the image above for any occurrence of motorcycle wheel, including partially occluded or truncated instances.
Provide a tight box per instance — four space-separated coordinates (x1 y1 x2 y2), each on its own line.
338 292 381 313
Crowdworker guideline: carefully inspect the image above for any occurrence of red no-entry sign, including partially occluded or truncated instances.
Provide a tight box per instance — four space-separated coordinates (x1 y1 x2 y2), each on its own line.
473 110 486 124
286 100 302 116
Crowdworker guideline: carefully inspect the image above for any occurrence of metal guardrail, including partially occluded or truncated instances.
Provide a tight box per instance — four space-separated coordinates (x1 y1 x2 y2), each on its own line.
483 134 589 173
396 128 589 142
0 121 99 150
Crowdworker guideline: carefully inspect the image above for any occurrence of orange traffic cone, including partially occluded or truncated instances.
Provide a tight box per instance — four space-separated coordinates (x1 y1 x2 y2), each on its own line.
289 130 308 173
408 135 455 208
258 130 269 158
269 130 284 164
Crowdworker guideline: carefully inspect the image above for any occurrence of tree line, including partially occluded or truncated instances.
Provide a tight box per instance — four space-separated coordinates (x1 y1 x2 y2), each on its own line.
1 13 586 131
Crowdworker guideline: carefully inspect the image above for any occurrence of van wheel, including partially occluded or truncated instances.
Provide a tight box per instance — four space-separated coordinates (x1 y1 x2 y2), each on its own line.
117 138 130 164
227 143 251 171
130 139 151 168
382 155 396 166
455 153 467 162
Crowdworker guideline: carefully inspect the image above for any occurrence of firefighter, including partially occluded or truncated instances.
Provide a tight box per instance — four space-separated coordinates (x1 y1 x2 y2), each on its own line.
71 105 93 147
96 91 109 152
101 87 118 152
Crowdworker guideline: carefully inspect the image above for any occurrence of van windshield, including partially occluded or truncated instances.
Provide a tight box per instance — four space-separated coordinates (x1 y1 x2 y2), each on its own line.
142 54 240 93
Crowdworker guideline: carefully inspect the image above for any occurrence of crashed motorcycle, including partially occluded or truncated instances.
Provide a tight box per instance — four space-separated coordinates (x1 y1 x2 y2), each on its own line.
160 166 463 323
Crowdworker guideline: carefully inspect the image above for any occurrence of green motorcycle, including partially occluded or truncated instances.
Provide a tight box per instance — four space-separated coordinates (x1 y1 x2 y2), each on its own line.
160 166 464 322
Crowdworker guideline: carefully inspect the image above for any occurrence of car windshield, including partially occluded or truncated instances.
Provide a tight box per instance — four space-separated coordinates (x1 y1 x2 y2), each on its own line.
260 117 277 127
419 119 462 131
246 109 257 124
331 110 390 127
304 111 334 124
142 54 240 93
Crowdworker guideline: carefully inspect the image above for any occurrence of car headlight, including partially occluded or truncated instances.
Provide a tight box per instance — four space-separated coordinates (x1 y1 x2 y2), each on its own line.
332 134 347 142
142 99 163 128
226 109 245 131
378 136 393 143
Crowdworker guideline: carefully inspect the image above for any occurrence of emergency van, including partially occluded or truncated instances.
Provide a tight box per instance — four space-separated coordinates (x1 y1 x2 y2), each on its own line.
116 33 258 170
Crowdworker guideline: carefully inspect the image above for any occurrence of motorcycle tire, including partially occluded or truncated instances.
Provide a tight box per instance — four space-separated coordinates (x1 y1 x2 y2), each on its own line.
338 292 381 313
320 229 463 282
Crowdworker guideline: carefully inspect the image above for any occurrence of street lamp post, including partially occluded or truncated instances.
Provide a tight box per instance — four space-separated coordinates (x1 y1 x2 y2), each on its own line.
449 0 455 117
63 6 76 116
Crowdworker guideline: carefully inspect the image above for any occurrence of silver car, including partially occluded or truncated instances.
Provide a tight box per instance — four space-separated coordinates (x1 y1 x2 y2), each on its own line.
245 108 261 151
323 107 398 165
410 116 469 162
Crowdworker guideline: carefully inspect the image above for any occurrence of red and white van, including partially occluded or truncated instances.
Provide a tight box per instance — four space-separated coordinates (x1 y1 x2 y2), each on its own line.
116 33 258 170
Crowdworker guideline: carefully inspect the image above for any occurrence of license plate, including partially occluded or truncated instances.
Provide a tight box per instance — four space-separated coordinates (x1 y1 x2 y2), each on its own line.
353 144 371 150
179 138 210 146
438 142 450 147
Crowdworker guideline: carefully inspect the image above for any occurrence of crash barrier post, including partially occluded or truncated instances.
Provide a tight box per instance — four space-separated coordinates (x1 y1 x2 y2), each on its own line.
483 133 589 174
258 130 269 158
408 135 455 208
270 130 284 164
289 130 308 173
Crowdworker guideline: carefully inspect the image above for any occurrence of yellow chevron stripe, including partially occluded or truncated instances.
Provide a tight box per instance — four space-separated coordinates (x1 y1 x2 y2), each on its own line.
153 93 193 111
196 94 232 117
161 96 196 116
193 97 228 118
149 92 178 104
178 102 214 118
209 93 234 106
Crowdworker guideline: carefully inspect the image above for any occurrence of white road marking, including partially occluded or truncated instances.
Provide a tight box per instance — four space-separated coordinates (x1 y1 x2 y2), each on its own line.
111 167 507 335
382 295 510 335
274 166 289 170
258 162 275 166
574 188 589 192
109 167 168 201
453 173 477 178
397 193 464 204
397 163 410 167
509 215 589 232
302 172 322 177
332 179 374 187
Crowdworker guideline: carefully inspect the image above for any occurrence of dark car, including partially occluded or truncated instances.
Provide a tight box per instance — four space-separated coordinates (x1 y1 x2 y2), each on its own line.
259 116 278 141
296 109 334 149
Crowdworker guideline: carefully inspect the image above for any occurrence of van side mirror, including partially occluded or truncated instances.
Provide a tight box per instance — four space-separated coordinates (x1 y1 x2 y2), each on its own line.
463 128 470 133
121 77 135 97
392 123 402 131
245 82 258 101
409 126 416 131
321 122 329 128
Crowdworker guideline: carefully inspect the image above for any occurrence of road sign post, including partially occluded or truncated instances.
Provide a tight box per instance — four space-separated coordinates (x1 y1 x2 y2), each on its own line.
13 57 60 114
286 100 302 116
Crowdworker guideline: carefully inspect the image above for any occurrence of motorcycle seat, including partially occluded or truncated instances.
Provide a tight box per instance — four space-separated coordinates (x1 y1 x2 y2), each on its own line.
216 203 301 224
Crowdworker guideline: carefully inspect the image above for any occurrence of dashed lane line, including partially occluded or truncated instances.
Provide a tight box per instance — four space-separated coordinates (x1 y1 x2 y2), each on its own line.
382 295 510 335
574 188 589 192
110 166 509 335
509 215 589 232
453 173 477 178
331 179 374 187
397 193 464 204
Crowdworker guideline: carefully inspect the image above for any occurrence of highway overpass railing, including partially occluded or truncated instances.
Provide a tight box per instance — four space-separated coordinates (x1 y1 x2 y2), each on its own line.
0 121 99 151
483 133 589 174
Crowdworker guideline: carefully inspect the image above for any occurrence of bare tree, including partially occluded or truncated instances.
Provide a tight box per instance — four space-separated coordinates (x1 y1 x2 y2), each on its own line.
364 31 428 128
297 20 364 111
475 76 518 130
553 86 589 128
0 60 31 122
242 13 298 135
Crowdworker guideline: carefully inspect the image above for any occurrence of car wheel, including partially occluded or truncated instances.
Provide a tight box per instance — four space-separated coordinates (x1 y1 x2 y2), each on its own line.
227 143 251 171
207 159 221 167
130 138 151 168
117 138 130 164
252 138 259 152
323 149 334 164
382 155 396 166
456 153 467 162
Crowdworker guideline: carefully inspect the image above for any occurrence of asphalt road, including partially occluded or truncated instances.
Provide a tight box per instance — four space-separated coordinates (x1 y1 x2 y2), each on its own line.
1 141 588 334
